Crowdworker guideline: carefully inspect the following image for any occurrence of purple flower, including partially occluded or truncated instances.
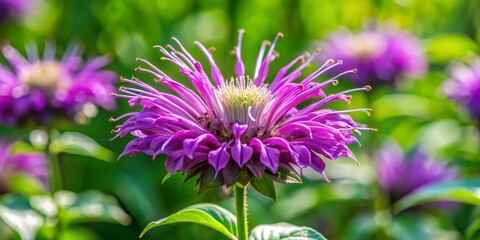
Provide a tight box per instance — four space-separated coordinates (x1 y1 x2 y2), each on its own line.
321 24 427 87
0 0 33 21
377 143 456 203
0 141 49 194
113 30 371 190
0 43 116 126
443 59 480 123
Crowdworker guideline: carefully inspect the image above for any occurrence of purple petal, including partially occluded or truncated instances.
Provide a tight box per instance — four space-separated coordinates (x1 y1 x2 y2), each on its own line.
232 123 248 139
234 30 245 77
291 144 311 168
183 133 220 158
232 140 253 167
165 150 184 173
250 138 280 172
208 143 230 176
310 152 326 173
277 122 313 139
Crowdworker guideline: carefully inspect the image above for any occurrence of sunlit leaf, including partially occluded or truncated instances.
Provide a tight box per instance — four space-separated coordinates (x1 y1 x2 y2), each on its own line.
0 194 43 240
49 132 114 162
55 190 131 225
162 173 173 184
185 204 237 236
251 176 277 202
372 94 437 121
7 173 49 196
393 180 480 214
426 33 479 63
249 223 326 240
140 203 237 239
58 226 102 240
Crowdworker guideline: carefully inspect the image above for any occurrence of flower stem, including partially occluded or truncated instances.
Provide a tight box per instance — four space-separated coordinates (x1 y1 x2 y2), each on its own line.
47 151 62 193
234 184 248 240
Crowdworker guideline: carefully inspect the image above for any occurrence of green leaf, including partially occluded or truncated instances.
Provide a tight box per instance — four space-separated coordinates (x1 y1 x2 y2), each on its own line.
249 223 326 240
426 33 479 63
140 203 237 239
0 194 43 240
266 168 302 184
7 173 49 196
197 167 224 195
393 180 480 214
185 204 237 236
466 218 480 240
251 176 277 201
162 173 173 184
372 94 439 121
54 190 131 225
58 226 102 240
49 132 114 162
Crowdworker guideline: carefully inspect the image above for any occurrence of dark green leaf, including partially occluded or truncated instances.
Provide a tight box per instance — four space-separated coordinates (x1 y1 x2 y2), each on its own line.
266 168 302 184
388 215 445 240
250 223 326 240
55 190 131 225
251 176 277 201
393 180 480 214
197 167 224 195
140 203 237 239
49 132 114 162
465 218 480 240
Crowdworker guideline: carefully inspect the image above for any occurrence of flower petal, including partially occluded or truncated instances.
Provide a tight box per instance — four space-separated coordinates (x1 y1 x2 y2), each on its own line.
250 138 280 172
232 140 253 167
208 143 230 176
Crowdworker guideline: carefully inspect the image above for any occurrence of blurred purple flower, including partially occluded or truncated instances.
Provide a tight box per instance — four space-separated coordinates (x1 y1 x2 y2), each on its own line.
0 141 49 194
443 59 480 123
113 30 371 190
0 43 116 126
0 0 34 21
377 143 456 203
321 24 427 87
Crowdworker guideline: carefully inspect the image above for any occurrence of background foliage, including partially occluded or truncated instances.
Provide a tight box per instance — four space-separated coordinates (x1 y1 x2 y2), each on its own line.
1 0 480 239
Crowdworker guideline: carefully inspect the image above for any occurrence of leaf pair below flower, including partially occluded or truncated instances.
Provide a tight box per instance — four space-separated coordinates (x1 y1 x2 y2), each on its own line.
140 203 326 240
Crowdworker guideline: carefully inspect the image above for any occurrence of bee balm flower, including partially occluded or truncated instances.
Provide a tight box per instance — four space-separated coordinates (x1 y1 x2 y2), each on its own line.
377 143 456 204
113 30 371 190
0 141 49 194
443 59 480 124
321 25 427 87
0 0 33 22
0 43 116 126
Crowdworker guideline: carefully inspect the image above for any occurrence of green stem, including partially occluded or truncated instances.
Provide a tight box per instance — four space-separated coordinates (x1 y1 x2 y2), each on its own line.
47 151 62 193
234 184 248 240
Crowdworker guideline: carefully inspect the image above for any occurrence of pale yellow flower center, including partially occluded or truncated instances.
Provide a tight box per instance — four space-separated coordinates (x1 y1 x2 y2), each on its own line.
215 76 271 126
19 61 69 94
347 33 386 59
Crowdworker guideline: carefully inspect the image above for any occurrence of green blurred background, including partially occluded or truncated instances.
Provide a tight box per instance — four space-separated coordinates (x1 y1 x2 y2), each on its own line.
2 0 480 239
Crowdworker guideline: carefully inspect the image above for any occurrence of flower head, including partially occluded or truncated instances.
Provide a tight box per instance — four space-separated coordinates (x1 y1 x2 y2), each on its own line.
377 142 456 203
0 43 116 126
443 59 480 123
321 24 427 87
0 140 49 194
113 30 371 191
